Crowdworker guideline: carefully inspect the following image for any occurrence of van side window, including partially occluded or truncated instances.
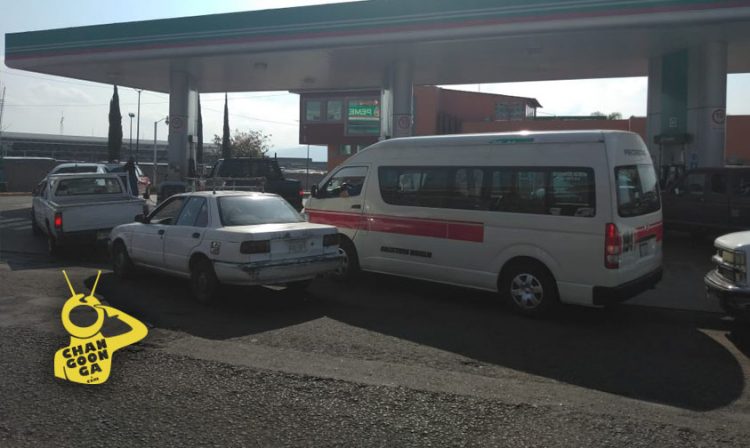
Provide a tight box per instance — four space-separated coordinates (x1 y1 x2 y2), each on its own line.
379 166 595 217
321 166 367 198
549 170 596 217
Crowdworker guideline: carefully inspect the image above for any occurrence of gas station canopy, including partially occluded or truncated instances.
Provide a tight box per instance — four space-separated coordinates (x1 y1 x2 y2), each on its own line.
6 0 750 93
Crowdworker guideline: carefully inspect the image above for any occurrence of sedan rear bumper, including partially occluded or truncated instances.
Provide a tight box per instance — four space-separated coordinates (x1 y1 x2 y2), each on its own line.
213 253 342 286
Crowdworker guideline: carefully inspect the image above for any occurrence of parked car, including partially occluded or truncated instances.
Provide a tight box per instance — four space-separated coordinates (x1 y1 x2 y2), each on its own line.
32 173 147 255
662 166 750 236
109 191 342 303
305 131 663 316
201 158 304 210
48 162 108 175
705 231 750 321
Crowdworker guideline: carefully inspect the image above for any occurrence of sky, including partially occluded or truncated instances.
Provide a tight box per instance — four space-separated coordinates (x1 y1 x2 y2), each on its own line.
1 0 750 162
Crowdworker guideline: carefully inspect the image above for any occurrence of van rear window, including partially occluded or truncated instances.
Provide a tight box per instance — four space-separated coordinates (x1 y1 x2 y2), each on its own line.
615 165 661 217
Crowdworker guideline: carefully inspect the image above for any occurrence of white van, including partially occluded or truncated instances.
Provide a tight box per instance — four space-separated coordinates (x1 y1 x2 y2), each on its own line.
306 131 663 315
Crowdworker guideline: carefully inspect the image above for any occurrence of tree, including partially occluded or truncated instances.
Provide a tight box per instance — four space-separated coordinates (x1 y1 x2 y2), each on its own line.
590 111 606 118
107 85 123 162
607 112 623 120
221 93 231 159
213 129 271 159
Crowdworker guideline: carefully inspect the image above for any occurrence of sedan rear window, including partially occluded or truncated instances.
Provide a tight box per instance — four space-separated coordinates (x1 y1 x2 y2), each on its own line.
615 165 661 217
218 196 303 226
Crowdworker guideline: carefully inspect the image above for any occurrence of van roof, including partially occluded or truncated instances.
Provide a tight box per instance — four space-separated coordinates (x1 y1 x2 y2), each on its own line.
373 130 629 149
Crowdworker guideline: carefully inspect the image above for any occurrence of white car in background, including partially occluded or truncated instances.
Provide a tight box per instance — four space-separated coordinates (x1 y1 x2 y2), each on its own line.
109 191 342 303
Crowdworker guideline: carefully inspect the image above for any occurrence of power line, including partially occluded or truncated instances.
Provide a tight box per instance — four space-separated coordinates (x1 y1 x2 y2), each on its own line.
4 101 167 108
202 106 298 127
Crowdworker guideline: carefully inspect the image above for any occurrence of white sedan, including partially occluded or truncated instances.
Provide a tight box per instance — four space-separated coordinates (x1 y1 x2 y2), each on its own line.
109 191 342 303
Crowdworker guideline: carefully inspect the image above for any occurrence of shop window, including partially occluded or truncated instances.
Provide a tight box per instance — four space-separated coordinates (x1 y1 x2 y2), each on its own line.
327 100 343 121
305 101 322 121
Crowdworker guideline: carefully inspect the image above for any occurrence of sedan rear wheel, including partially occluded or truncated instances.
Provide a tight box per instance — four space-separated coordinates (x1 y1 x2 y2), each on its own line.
191 258 219 305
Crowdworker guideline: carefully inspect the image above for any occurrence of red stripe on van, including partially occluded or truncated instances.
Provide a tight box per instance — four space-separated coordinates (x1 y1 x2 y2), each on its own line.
307 210 484 243
635 221 663 242
307 210 367 230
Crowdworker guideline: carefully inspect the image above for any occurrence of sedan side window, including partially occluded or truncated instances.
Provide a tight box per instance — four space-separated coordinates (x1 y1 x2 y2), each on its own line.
176 197 207 227
149 197 186 225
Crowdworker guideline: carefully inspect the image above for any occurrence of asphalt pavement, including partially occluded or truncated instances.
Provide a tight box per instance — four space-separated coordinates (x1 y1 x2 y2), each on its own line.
1 195 749 447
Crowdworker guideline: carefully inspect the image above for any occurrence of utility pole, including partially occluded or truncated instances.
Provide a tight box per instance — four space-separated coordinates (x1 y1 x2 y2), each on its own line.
59 112 64 135
135 89 142 162
0 86 6 157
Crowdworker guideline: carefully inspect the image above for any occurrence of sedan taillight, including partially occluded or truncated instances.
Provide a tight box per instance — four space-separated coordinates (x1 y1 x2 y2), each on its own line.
54 212 63 231
240 240 271 254
323 233 340 247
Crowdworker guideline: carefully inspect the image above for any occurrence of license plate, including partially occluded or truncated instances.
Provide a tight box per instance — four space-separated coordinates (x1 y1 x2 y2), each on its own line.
96 230 109 240
639 241 651 257
288 239 307 254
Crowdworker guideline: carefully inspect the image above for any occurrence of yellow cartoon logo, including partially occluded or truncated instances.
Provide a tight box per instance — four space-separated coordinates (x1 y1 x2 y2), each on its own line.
54 270 147 384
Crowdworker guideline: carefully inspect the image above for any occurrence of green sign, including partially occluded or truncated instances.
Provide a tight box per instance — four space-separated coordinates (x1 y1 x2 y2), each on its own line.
347 99 380 136
661 50 688 137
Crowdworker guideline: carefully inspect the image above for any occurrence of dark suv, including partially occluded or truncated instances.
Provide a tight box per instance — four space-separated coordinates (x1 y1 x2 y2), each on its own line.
202 158 303 210
662 166 750 235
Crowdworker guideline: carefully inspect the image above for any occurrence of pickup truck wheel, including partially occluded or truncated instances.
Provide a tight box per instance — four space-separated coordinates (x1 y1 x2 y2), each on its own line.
191 259 219 305
47 235 59 256
332 238 359 282
31 215 42 236
112 242 135 280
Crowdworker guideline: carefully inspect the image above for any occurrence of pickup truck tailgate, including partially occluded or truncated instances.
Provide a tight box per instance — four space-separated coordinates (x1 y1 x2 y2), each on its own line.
52 198 145 233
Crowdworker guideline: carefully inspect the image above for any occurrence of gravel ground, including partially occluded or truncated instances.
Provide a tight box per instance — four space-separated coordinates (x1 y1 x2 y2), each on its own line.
1 326 747 448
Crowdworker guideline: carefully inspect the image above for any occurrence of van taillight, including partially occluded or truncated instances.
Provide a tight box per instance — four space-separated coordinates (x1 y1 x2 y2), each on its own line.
54 212 63 231
240 240 270 254
299 188 305 197
605 223 621 269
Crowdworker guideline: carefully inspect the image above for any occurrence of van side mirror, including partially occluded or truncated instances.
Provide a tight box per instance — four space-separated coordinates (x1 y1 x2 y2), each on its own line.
134 214 147 223
32 186 40 196
310 184 319 199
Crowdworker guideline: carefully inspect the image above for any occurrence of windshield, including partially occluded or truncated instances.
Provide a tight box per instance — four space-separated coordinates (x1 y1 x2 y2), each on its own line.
615 165 661 217
55 166 98 174
217 195 303 226
54 177 123 196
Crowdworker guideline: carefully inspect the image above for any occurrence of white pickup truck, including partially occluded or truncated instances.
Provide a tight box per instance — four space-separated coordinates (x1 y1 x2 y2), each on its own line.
31 173 147 255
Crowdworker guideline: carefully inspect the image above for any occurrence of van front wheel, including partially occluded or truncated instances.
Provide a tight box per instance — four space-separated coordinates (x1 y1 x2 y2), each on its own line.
500 260 559 316
332 238 360 282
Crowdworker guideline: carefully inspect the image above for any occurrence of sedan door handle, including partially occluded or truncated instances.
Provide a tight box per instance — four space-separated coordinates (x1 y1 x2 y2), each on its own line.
158 229 165 235
192 232 201 239
351 204 362 209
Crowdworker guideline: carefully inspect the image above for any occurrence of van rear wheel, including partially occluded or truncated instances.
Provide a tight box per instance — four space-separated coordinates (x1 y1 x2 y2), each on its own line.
500 260 559 317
